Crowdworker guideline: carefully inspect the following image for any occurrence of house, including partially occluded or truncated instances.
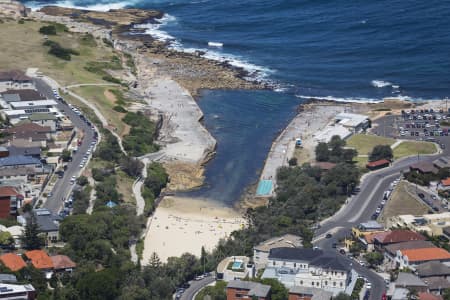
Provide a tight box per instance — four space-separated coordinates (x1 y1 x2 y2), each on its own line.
433 156 450 170
0 273 17 283
5 123 52 142
389 213 450 236
410 161 438 175
21 209 61 244
261 248 351 295
216 256 254 281
0 283 36 300
6 145 41 158
50 255 76 273
253 234 303 269
288 286 333 300
0 70 33 90
373 230 426 251
366 159 390 170
393 272 428 292
418 292 443 300
0 186 22 218
0 167 37 184
0 253 26 272
0 156 43 172
9 100 58 111
352 221 384 237
24 250 53 278
226 280 271 300
1 89 45 102
422 276 450 293
396 248 450 269
384 240 436 268
417 261 450 279
2 107 61 125
29 113 57 132
334 113 370 133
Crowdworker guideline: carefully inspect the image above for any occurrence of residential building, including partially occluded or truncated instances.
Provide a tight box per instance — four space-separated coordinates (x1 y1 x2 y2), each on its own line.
439 178 450 191
0 186 22 218
391 272 428 292
389 213 450 236
1 89 45 102
24 250 53 279
373 230 426 251
433 156 450 169
396 248 450 269
0 156 43 172
9 100 58 111
0 70 33 91
5 122 52 143
0 283 36 300
0 274 17 283
217 256 254 281
384 240 436 268
352 221 384 238
0 167 37 185
29 113 57 132
6 145 41 158
3 107 61 124
20 209 61 244
253 234 303 269
226 280 271 300
417 261 450 279
261 248 351 295
410 161 438 175
51 255 76 273
423 276 450 293
0 253 26 272
418 292 443 300
288 286 333 300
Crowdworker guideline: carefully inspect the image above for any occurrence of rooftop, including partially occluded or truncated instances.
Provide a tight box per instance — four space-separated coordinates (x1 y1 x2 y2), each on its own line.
29 113 57 121
433 156 450 169
335 113 369 128
441 178 450 187
269 247 323 261
25 250 53 269
254 234 303 252
51 255 76 270
289 286 333 300
0 283 35 296
395 272 427 288
418 292 443 300
0 155 41 168
6 145 41 157
358 220 384 231
401 248 450 263
0 253 26 272
422 276 450 291
0 274 17 283
9 99 57 109
1 89 46 101
384 240 436 256
0 186 20 197
373 229 426 244
417 261 450 277
5 122 51 135
0 70 31 82
227 280 271 297
410 161 438 174
366 159 390 168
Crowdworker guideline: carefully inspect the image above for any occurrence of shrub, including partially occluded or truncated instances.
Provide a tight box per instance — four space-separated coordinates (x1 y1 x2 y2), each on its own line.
39 25 56 35
113 105 127 113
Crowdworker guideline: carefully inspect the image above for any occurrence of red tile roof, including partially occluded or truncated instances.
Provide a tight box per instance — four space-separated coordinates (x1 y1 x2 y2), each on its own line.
0 253 26 271
441 178 450 187
401 248 450 263
418 292 442 300
0 186 20 197
50 255 76 270
374 230 425 244
25 250 53 269
366 159 390 168
5 123 51 135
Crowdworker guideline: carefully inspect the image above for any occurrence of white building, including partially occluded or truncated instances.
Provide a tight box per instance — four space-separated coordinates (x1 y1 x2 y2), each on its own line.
261 247 352 295
334 113 370 133
216 256 254 281
0 70 33 92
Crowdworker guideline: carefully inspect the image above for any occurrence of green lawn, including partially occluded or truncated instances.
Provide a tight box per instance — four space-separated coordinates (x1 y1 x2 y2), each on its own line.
393 141 437 159
346 134 396 156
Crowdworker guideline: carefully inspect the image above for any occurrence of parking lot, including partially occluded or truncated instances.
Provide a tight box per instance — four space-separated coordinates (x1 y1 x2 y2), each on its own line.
373 108 450 149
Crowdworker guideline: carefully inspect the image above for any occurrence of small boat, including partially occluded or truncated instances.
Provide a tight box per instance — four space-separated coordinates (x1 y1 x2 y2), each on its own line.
208 41 223 47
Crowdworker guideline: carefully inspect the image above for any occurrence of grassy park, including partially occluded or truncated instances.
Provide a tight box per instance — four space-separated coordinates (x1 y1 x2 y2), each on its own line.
347 134 396 155
393 141 437 159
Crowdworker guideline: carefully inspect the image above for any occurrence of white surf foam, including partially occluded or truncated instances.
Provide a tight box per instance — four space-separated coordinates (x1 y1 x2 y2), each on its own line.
27 0 137 11
295 95 384 103
136 13 274 84
371 79 392 88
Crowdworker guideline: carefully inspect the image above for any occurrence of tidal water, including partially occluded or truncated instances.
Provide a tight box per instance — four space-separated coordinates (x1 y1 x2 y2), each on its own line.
24 0 450 203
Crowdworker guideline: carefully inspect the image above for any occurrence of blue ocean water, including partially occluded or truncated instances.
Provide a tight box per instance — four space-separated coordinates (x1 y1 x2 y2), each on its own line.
23 0 450 203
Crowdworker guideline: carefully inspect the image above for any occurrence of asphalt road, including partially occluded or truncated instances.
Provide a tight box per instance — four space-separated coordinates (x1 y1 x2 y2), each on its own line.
34 79 96 214
179 275 215 300
313 151 446 300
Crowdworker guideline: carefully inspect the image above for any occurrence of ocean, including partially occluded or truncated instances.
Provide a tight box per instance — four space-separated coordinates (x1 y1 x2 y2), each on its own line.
24 0 450 203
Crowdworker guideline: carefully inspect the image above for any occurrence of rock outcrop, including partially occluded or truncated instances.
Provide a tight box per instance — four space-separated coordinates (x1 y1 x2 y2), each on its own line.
0 0 28 19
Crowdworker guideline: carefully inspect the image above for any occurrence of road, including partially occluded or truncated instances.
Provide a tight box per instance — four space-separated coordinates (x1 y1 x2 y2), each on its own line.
313 152 445 300
34 79 97 214
180 275 215 300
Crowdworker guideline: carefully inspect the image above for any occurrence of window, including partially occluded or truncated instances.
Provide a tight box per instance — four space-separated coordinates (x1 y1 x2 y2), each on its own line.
273 261 276 266
300 281 303 285
341 272 344 276
340 282 343 287
325 281 328 286
294 263 296 268
333 282 336 287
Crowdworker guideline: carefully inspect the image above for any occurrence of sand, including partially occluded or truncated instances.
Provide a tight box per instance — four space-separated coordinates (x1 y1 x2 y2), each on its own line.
142 196 245 263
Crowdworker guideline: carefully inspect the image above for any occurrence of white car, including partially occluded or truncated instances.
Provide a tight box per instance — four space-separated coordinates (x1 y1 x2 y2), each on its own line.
79 163 84 168
366 283 372 289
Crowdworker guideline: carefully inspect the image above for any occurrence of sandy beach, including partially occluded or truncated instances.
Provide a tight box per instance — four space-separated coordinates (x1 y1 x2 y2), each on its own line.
142 196 245 263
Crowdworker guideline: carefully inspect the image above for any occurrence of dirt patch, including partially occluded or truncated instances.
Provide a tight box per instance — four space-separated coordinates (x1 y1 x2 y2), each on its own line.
103 89 118 105
163 161 205 191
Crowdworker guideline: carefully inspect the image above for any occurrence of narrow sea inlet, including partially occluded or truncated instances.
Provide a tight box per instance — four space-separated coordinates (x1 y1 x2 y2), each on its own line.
183 89 298 204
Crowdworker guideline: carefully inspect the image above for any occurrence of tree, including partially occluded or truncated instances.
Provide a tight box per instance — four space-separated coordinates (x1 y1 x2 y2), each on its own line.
443 288 450 300
288 157 298 166
334 293 352 300
120 156 143 178
259 278 288 300
364 252 384 267
0 231 14 248
76 269 120 300
77 175 88 186
20 214 43 250
369 145 393 162
315 142 330 162
39 25 56 35
61 149 72 162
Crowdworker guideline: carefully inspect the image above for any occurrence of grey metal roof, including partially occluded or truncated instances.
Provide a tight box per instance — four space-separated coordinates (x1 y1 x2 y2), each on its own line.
0 274 17 283
2 94 20 103
423 276 450 290
289 286 333 300
395 272 427 288
29 113 57 121
7 145 41 157
417 261 450 277
384 241 436 256
0 155 41 167
227 280 271 297
24 209 60 233
269 247 323 261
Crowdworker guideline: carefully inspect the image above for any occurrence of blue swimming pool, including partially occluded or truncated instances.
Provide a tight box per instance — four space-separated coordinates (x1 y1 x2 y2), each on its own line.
256 180 273 196
232 261 242 269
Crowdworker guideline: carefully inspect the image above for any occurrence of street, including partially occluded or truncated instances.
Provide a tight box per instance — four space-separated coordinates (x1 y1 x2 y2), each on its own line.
34 79 96 214
179 275 215 300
